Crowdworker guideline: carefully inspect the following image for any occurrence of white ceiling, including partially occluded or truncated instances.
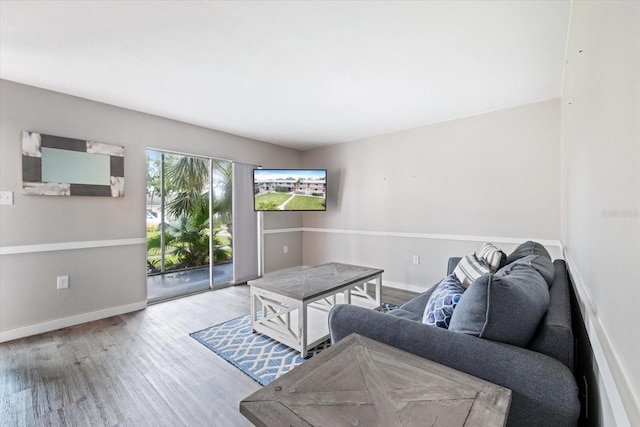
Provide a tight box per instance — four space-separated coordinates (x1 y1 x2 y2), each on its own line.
0 1 571 151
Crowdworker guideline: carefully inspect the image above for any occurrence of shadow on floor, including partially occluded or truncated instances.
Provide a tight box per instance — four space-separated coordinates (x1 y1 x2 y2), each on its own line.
147 263 233 303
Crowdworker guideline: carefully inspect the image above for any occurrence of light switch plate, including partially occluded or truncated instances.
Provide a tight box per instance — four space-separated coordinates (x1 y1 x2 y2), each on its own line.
0 191 13 205
57 275 69 289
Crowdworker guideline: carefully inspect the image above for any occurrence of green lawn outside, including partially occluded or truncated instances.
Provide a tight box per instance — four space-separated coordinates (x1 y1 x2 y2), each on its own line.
284 195 325 210
217 233 231 246
255 193 291 210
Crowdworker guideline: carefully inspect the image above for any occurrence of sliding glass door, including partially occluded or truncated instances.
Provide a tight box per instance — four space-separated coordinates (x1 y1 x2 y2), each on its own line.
210 159 234 286
146 150 233 303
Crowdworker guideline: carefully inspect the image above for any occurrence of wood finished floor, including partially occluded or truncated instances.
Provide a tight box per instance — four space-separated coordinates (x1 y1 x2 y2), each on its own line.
1 285 416 426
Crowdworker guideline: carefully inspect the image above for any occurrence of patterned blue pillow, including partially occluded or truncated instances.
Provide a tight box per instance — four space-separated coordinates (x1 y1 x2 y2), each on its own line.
422 274 466 328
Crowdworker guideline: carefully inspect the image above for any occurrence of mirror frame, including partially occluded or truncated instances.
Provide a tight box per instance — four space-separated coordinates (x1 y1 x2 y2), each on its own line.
22 131 124 197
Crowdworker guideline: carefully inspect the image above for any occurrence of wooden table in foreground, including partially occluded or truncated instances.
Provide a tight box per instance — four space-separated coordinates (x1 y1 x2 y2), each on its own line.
240 333 512 427
248 262 383 357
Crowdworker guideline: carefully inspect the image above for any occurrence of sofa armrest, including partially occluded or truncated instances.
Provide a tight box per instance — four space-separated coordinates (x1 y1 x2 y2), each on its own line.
329 305 580 427
447 257 462 275
528 259 574 371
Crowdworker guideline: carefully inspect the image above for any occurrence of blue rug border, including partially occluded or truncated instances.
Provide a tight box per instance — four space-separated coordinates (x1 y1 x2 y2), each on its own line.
189 313 290 386
189 302 398 386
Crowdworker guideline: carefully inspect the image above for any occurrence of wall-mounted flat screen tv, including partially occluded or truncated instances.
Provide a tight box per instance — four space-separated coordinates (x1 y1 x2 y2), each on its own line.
253 169 327 211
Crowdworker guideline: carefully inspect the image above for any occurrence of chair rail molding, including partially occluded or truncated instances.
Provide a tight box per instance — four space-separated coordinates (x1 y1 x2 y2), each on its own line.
264 226 563 249
0 237 146 255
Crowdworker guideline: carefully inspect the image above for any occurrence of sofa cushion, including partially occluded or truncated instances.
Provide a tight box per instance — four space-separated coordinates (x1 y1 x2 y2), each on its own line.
506 241 555 285
507 240 552 263
396 283 438 316
422 274 465 328
387 308 423 321
453 253 490 287
449 264 550 347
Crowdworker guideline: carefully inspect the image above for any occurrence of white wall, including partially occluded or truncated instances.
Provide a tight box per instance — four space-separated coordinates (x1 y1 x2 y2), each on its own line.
262 212 303 274
0 80 301 340
561 1 640 425
301 99 562 290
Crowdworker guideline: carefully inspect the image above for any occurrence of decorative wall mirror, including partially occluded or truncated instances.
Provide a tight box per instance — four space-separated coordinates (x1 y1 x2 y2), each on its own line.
22 131 124 197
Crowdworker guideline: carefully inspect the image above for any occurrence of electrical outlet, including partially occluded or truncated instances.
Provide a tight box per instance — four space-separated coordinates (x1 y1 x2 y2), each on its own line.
0 191 13 205
57 275 69 289
413 255 420 265
283 245 288 254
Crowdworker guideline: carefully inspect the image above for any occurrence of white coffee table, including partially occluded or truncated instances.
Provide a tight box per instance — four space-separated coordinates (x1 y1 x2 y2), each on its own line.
248 263 384 357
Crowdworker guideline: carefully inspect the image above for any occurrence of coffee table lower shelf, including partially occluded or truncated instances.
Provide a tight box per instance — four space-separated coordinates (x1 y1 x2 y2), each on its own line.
250 278 380 357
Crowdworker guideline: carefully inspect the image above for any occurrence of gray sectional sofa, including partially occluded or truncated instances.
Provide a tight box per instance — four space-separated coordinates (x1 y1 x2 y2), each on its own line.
329 241 581 427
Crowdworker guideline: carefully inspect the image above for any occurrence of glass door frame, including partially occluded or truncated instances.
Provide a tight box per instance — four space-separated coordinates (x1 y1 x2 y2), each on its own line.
146 148 234 303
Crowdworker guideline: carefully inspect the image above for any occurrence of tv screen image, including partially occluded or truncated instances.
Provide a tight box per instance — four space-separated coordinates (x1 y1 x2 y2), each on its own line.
253 169 327 211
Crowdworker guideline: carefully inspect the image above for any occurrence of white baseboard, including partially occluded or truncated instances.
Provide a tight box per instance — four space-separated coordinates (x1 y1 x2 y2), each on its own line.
0 300 147 343
383 280 430 294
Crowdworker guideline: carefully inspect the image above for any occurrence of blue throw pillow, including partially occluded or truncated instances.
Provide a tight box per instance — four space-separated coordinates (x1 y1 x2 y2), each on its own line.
422 274 465 328
449 265 550 346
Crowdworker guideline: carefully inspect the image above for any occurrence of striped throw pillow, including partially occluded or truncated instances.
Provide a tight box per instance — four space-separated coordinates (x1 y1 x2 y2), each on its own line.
454 253 490 288
477 242 505 272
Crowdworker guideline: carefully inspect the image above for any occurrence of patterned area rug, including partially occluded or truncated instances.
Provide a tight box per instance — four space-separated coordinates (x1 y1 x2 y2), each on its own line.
190 303 397 386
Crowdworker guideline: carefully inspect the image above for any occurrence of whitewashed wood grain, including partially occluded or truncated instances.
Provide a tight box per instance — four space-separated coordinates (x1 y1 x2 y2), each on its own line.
21 131 42 157
87 140 124 156
22 182 70 196
110 176 125 197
